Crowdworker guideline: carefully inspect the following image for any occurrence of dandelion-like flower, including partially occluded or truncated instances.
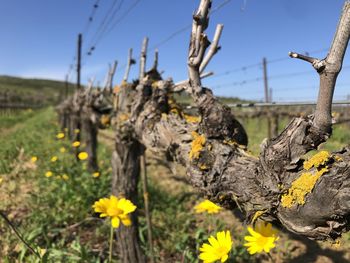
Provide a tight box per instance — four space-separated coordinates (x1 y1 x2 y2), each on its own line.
51 156 58 162
199 231 232 263
194 200 221 214
244 221 279 255
62 174 69 181
92 195 137 228
92 172 100 178
72 141 81 147
31 156 38 163
45 171 53 177
56 132 65 139
74 129 80 134
78 152 88 160
60 147 66 153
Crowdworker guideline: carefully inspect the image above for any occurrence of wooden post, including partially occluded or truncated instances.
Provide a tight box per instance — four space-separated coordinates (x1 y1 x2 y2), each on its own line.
77 33 82 91
65 74 69 99
263 57 272 139
71 33 83 159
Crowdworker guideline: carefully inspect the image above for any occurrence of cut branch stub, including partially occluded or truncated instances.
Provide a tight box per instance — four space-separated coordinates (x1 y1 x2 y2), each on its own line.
123 48 136 83
139 37 149 81
200 24 223 73
188 0 212 90
290 2 350 133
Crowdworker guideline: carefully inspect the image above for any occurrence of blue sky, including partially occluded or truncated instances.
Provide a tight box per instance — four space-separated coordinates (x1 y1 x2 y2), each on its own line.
0 0 349 101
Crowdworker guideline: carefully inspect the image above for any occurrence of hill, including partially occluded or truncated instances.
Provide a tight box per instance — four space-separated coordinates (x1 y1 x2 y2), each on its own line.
0 75 73 107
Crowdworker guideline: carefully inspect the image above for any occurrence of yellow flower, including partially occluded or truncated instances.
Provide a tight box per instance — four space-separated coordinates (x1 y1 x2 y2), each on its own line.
199 231 232 263
62 174 69 181
78 152 88 160
92 172 100 178
39 247 47 257
74 129 80 134
60 147 66 153
92 195 137 228
45 171 53 177
194 200 221 214
93 197 110 217
72 141 81 147
31 156 38 163
56 132 65 139
64 128 68 132
244 221 279 255
51 156 58 162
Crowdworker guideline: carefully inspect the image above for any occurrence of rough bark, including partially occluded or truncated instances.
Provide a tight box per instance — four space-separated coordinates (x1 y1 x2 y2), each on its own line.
81 105 98 172
112 82 146 263
120 0 350 241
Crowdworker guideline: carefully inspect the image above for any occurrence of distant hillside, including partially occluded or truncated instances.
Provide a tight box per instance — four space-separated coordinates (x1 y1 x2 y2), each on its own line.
0 75 74 106
0 75 251 108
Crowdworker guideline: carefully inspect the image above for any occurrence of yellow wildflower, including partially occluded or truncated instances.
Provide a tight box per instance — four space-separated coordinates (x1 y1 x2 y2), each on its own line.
51 156 58 162
62 174 69 181
199 231 232 263
56 132 65 139
194 200 221 214
92 195 137 228
60 147 66 153
39 248 47 257
78 152 88 160
72 141 81 147
31 156 38 163
244 221 279 255
74 129 80 134
45 171 53 177
92 172 100 178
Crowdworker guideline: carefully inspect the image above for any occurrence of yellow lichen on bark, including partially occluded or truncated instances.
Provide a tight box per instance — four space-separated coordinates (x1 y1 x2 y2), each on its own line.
183 114 201 123
189 131 206 160
119 113 129 122
303 151 330 170
281 168 328 208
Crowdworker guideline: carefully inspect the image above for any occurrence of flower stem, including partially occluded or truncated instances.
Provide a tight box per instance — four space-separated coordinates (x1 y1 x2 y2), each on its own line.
109 224 114 262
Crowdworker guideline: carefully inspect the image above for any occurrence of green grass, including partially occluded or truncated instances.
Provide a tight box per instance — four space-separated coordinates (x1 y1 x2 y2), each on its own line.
0 109 37 129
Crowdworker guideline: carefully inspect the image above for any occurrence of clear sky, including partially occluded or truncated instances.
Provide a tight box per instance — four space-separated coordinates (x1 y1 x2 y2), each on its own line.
0 0 349 102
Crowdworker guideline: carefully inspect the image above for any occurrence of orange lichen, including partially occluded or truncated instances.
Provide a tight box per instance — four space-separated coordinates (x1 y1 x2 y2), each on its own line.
223 139 237 146
189 131 206 160
151 81 159 88
183 114 201 124
119 113 129 122
334 155 343 162
113 85 120 93
170 108 180 115
100 115 110 126
281 168 328 208
303 151 330 170
199 164 208 170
